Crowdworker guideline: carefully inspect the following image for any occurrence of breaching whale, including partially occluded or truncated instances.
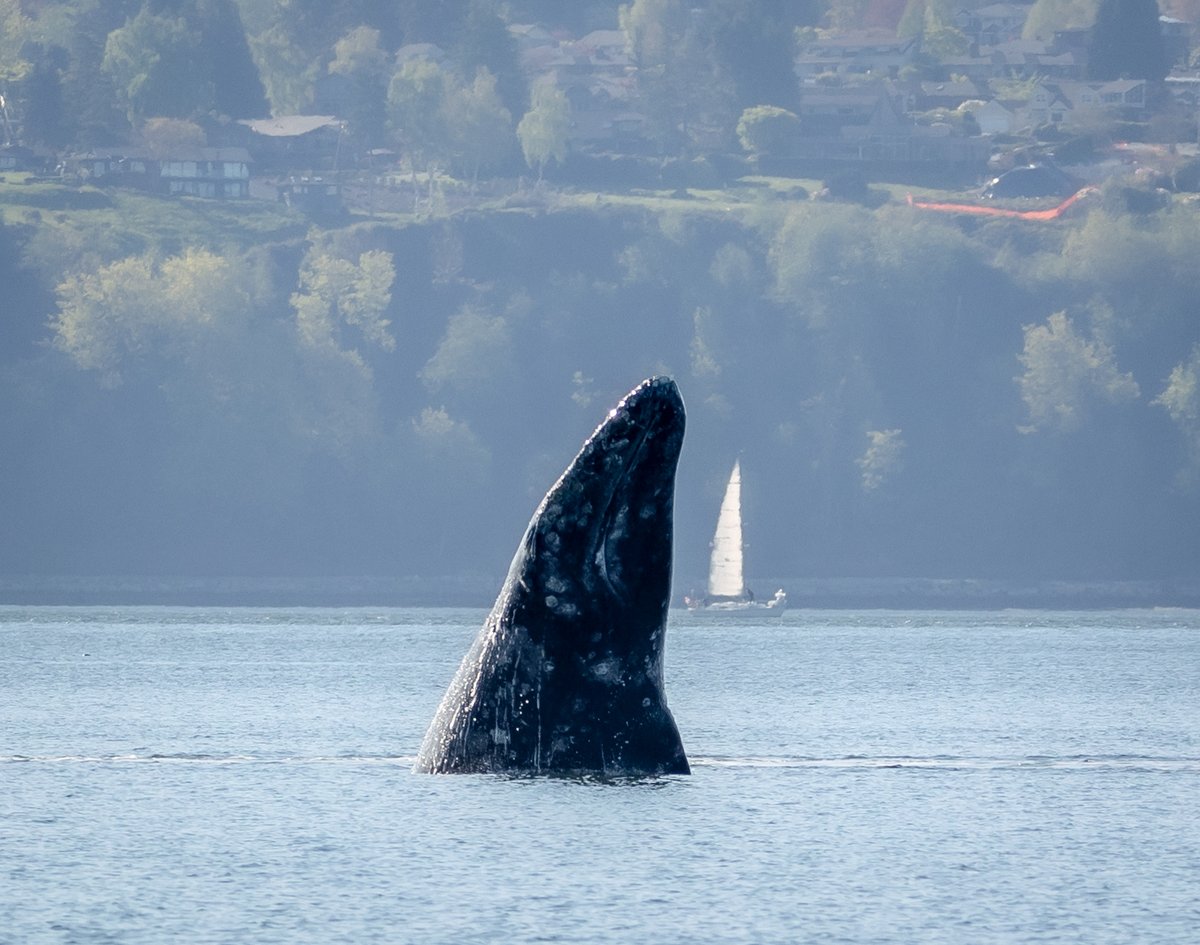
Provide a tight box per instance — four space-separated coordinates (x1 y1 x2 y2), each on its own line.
414 376 690 776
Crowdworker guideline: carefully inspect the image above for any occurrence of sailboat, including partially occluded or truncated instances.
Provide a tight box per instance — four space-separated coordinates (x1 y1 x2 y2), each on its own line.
683 461 787 613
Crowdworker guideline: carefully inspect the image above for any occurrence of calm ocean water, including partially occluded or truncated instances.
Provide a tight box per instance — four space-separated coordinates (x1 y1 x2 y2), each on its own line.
2 605 1198 945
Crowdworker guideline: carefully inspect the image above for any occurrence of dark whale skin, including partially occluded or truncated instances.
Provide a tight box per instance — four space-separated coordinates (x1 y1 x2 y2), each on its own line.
414 377 689 776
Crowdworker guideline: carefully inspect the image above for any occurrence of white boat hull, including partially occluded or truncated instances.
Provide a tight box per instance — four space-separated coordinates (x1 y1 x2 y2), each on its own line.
682 589 788 614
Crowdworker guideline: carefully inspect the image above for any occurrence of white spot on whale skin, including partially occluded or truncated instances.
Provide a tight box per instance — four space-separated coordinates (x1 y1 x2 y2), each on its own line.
544 594 578 616
591 657 623 685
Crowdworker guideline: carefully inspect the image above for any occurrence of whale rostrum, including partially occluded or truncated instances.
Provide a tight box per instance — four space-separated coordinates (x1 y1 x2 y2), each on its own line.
414 376 690 776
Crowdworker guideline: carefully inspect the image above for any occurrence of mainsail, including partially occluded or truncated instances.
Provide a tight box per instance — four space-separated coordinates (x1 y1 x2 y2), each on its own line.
708 461 745 598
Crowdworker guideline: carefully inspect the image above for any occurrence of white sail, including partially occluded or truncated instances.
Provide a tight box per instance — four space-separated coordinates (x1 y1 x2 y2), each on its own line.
708 461 745 598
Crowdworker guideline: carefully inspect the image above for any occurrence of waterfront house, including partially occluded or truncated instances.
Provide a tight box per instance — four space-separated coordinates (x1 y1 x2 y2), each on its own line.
158 147 252 198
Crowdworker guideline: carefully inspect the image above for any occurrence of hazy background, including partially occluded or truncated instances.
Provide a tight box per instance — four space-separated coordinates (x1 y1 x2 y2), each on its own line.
2 0 1198 603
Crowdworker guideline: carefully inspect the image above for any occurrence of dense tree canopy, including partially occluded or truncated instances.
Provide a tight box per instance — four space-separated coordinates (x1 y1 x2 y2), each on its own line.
2 0 1199 594
4 185 1200 585
102 9 207 121
1087 0 1168 80
517 77 570 179
328 25 389 145
193 0 269 117
453 0 526 117
387 58 455 170
621 0 737 152
94 0 264 123
706 0 817 110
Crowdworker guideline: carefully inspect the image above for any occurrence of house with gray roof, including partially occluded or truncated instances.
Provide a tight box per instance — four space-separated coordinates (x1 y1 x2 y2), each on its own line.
795 30 921 81
954 3 1032 47
238 115 343 171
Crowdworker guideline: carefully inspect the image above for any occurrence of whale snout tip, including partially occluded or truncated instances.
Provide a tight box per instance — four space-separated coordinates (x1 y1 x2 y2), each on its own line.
622 375 684 416
642 375 679 396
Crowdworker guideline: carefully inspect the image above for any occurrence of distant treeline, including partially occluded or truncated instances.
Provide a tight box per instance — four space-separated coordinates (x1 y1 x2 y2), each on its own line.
2 0 819 156
2 178 1198 586
4 0 1187 183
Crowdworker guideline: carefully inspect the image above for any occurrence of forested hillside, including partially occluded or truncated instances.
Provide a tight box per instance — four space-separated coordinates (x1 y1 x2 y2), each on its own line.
2 0 1199 601
2 179 1199 593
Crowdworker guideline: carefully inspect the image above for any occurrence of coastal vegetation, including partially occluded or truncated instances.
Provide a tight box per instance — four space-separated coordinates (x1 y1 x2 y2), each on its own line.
3 168 1199 586
1 0 1198 591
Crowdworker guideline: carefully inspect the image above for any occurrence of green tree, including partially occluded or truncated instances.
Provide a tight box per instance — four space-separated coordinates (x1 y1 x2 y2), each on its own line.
689 305 722 379
898 0 969 52
410 405 491 489
420 303 516 398
858 429 905 492
1156 348 1200 423
736 105 800 158
328 25 388 146
61 0 138 143
17 44 71 148
445 67 514 184
1016 311 1140 433
0 0 31 86
102 9 209 121
1154 345 1200 485
923 21 970 60
286 244 397 451
769 202 879 329
329 24 387 80
291 246 396 365
391 0 470 47
454 0 525 116
248 22 318 114
193 0 269 118
1088 0 1167 80
52 249 255 387
621 0 736 153
387 57 454 175
516 77 570 181
897 0 926 38
707 0 817 109
243 0 377 114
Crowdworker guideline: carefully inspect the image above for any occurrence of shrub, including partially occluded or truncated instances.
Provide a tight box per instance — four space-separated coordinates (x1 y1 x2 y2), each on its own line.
736 106 801 159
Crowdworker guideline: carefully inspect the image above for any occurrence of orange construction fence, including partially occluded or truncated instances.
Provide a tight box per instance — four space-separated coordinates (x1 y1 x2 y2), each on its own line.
906 187 1096 221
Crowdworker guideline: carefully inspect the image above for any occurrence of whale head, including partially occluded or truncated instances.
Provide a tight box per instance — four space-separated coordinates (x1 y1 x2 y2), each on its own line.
415 376 689 775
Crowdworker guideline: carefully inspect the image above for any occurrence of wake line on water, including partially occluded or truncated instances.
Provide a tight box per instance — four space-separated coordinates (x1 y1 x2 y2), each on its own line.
4 753 1199 772
0 753 416 766
696 755 1200 772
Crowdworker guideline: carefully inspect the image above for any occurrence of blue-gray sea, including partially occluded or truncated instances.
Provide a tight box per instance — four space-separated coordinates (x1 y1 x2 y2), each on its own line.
2 605 1198 945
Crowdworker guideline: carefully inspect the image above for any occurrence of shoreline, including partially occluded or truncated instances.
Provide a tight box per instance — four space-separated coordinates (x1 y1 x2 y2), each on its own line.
2 575 1198 611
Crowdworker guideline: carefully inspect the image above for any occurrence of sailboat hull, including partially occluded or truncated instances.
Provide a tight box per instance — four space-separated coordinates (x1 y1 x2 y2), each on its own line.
681 594 788 615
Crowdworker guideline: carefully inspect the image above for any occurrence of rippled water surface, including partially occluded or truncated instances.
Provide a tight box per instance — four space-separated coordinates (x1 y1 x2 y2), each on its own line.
3 606 1198 944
